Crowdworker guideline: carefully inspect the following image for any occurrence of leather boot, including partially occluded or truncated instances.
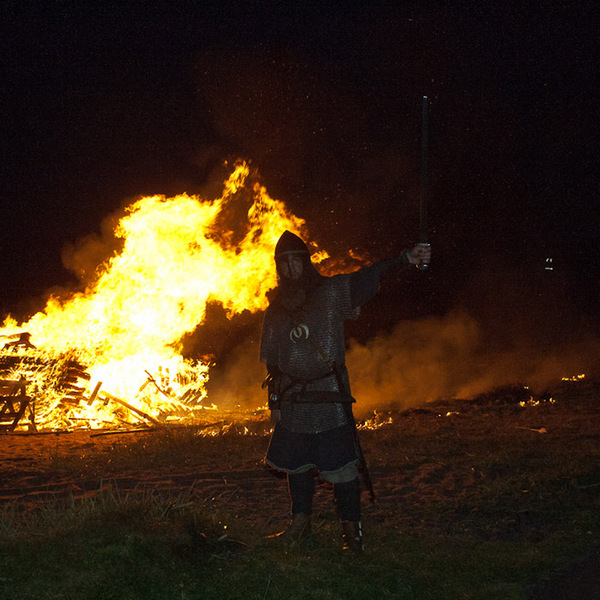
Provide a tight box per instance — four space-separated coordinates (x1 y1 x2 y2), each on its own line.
269 513 312 543
341 521 364 554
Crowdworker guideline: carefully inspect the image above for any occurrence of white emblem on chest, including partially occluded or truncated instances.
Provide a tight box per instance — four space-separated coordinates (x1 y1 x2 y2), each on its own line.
289 323 310 342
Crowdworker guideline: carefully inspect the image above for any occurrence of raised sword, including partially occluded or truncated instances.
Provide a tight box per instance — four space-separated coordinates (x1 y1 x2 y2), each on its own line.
417 95 431 270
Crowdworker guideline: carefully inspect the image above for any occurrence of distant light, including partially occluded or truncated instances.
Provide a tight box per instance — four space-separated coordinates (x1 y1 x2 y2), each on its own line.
545 257 554 271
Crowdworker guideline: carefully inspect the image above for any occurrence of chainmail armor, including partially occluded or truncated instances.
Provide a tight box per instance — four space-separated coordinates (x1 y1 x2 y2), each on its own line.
261 273 358 434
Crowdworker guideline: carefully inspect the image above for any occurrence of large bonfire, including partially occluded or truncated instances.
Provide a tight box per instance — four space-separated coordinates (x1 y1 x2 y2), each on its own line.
0 162 319 431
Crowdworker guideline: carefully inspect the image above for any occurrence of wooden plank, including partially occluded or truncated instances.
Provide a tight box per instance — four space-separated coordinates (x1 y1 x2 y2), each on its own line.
87 381 103 405
100 392 163 427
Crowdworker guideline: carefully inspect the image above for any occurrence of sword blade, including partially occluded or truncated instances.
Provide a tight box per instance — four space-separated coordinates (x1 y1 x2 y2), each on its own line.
418 95 431 270
420 95 429 244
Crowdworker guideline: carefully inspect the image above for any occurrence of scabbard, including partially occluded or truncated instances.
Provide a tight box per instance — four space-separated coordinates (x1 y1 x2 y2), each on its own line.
333 364 376 502
344 403 376 502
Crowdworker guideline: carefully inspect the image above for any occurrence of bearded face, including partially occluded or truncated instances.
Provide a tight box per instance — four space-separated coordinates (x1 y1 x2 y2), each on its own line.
277 255 304 280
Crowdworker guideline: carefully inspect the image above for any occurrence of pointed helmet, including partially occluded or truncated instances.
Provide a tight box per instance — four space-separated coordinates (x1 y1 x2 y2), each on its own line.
274 230 310 259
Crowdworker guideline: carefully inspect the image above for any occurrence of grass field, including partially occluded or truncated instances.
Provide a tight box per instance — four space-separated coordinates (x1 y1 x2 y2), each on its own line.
0 380 599 599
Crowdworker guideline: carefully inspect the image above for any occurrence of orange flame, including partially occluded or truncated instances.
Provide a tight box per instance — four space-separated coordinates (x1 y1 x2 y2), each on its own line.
0 161 308 430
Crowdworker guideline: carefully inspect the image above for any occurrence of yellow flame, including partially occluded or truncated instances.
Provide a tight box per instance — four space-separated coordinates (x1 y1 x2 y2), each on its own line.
0 161 307 430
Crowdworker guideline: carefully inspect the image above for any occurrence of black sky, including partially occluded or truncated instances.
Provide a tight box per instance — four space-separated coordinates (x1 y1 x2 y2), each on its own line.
1 3 598 335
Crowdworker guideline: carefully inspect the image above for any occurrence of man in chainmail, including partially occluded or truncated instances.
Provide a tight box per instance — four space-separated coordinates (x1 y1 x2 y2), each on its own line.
260 230 431 553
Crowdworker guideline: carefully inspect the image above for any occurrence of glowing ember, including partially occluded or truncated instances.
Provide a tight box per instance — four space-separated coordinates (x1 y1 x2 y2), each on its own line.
0 162 311 431
357 411 394 431
561 374 586 382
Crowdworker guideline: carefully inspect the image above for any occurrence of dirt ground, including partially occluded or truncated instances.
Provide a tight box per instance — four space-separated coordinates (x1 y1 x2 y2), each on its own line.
1 381 599 598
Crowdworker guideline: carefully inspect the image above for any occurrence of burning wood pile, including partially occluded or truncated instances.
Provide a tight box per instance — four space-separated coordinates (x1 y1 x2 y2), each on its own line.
0 331 216 432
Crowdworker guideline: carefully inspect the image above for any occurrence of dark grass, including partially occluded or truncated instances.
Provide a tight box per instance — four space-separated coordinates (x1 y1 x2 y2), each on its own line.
1 383 599 599
3 498 593 600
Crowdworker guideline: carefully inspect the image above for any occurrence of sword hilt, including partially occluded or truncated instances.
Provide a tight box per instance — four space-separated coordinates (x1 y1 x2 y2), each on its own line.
416 242 430 271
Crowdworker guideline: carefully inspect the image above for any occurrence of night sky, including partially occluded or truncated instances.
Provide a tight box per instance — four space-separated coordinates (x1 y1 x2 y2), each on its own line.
2 4 598 353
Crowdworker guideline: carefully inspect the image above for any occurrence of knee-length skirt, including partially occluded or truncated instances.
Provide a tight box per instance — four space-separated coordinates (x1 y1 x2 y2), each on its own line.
265 423 358 481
